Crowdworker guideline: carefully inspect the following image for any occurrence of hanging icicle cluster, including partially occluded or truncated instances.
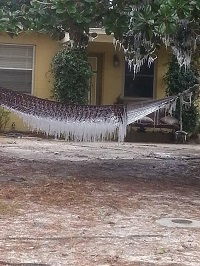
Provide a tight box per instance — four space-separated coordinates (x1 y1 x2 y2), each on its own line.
112 1 158 76
1 0 199 78
111 0 199 76
170 20 197 69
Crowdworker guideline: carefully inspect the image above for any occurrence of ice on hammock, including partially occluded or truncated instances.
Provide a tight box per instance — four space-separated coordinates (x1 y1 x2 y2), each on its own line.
0 86 195 142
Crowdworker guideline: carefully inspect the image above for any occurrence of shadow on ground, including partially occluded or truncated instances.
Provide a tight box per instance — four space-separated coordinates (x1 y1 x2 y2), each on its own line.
0 262 184 266
0 263 50 266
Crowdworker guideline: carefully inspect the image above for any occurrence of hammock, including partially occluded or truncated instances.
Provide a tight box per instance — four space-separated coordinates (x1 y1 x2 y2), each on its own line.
0 86 194 141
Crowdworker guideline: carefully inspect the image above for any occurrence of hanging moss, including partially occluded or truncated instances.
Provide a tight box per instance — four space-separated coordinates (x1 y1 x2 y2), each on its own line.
164 55 199 134
51 47 93 105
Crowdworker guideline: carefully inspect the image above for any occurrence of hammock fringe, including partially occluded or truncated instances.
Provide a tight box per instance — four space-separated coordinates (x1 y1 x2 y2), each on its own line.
0 86 198 141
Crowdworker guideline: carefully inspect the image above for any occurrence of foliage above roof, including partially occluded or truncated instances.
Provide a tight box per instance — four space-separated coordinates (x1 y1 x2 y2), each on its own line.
0 0 200 73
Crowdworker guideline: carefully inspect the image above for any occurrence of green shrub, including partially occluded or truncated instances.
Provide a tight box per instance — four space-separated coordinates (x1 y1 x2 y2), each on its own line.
0 107 10 132
51 47 93 105
164 56 199 134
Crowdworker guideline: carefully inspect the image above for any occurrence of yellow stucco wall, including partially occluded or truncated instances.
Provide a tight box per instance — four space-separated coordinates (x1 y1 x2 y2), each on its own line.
87 41 124 105
0 32 61 131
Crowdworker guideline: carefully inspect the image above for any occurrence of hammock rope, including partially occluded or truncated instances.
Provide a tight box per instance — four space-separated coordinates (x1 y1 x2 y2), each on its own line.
0 87 127 141
0 86 197 141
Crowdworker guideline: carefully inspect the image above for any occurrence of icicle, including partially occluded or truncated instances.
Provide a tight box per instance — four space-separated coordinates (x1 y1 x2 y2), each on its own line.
168 105 173 116
153 111 156 128
179 94 184 132
148 55 157 68
162 35 170 48
156 109 159 125
182 91 193 110
128 59 133 71
171 98 177 113
113 38 118 50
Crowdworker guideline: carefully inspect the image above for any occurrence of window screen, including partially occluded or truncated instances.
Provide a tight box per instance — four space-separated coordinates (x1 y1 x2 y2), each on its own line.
0 44 34 94
124 62 154 98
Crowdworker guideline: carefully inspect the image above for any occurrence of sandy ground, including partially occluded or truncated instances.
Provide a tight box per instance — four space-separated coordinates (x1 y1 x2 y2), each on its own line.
0 135 200 266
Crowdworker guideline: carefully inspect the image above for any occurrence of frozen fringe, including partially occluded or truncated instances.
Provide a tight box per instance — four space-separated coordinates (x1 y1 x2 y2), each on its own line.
0 86 197 142
0 87 127 142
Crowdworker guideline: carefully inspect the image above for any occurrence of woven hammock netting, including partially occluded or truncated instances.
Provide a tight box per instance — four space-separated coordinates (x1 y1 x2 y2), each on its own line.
0 87 193 141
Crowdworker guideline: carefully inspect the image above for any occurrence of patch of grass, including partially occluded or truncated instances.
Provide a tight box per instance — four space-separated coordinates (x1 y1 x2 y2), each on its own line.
0 200 20 216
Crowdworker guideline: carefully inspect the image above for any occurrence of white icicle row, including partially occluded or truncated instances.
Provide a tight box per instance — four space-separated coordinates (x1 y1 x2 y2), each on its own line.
2 106 127 142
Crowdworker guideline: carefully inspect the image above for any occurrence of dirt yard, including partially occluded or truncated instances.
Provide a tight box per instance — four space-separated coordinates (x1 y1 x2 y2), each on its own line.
0 135 200 266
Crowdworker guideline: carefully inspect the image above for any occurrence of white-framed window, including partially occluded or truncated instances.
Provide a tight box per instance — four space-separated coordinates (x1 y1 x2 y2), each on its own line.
0 44 34 94
124 62 154 99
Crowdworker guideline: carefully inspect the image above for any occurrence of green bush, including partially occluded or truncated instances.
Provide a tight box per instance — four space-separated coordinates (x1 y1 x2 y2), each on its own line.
51 47 93 105
0 107 10 132
165 56 199 134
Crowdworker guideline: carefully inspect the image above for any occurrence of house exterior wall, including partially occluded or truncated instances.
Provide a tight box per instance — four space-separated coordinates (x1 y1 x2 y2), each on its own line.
87 41 124 105
0 32 171 133
0 33 61 131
